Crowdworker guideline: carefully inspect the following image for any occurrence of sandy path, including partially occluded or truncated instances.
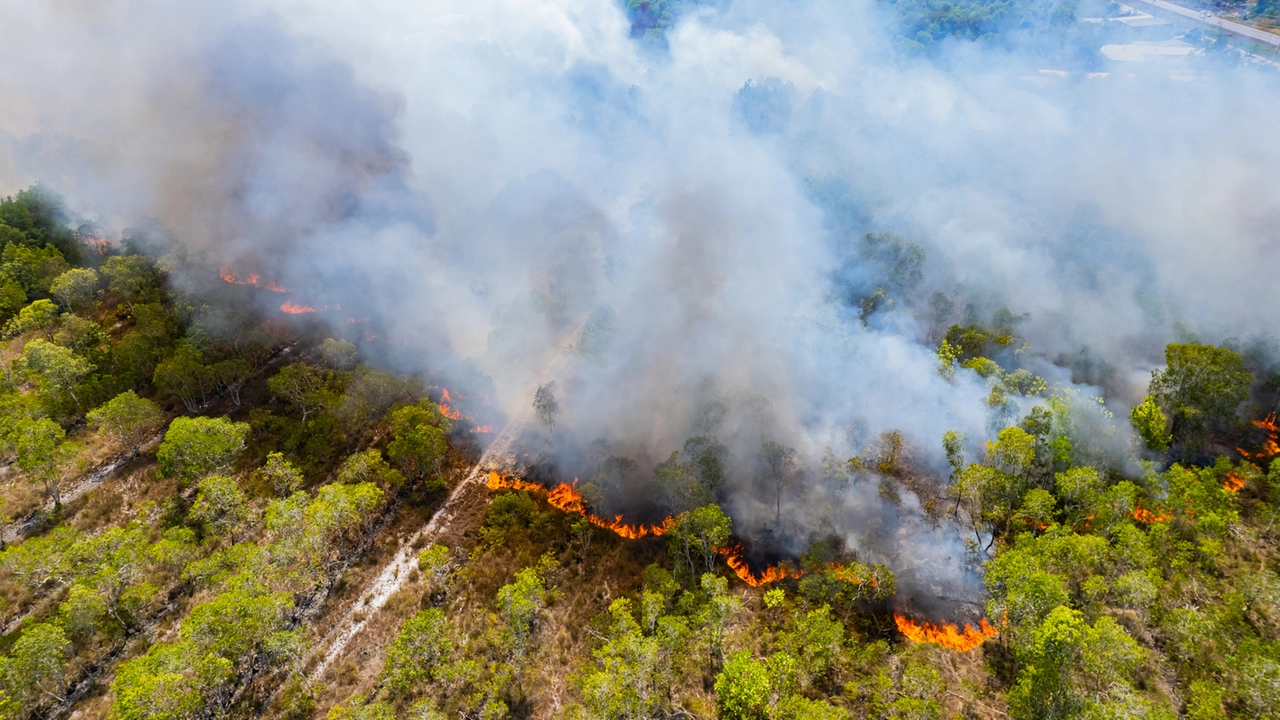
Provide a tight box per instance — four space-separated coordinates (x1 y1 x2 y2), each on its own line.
307 330 582 683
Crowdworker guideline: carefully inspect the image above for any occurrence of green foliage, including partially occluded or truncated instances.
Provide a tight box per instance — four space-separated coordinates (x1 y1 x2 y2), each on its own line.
886 0 1078 50
667 504 732 578
49 267 98 311
268 362 331 427
110 586 293 719
101 254 156 310
153 341 214 413
211 358 251 406
87 390 164 456
20 337 92 411
319 337 358 369
3 622 70 704
156 415 249 483
498 563 550 664
189 474 249 539
6 299 59 339
1007 606 1149 720
1149 342 1252 450
387 401 449 482
256 451 305 497
1 243 69 299
337 449 405 490
10 416 80 507
327 695 395 720
381 608 453 697
777 605 844 689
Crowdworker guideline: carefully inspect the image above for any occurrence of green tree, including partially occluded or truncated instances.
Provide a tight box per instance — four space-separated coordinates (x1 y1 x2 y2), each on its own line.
418 544 453 600
319 338 358 369
153 342 213 414
762 441 798 525
1 243 69 297
714 650 799 720
380 609 452 697
1008 606 1146 720
211 358 251 406
268 363 328 427
667 504 732 577
49 267 98 311
1148 342 1252 450
6 298 60 339
700 573 741 669
578 596 688 720
1130 395 1170 453
257 451 304 497
11 417 81 509
387 403 448 482
87 390 164 457
336 449 405 490
101 254 155 311
20 337 92 411
7 622 70 704
190 475 249 540
777 605 844 690
156 416 249 483
533 381 559 436
498 563 550 672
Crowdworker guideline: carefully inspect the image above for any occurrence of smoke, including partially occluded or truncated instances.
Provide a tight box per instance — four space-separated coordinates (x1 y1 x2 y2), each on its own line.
3 0 1279 612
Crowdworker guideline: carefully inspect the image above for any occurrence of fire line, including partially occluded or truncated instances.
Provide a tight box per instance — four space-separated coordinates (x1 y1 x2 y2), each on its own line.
486 470 995 650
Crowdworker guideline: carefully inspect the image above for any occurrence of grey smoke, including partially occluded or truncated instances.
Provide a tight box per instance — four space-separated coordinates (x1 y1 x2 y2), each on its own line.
2 0 1278 611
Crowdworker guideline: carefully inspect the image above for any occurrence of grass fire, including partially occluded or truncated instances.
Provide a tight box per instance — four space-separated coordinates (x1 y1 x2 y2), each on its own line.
0 0 1279 719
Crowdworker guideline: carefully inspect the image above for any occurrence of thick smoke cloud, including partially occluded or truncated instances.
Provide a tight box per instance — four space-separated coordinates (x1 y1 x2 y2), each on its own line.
2 0 1278 613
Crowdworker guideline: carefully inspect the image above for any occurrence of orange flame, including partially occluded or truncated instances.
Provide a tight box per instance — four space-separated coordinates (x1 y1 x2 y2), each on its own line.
894 613 998 652
471 425 493 434
486 471 887 588
1239 413 1280 460
486 471 676 539
84 237 112 254
438 389 464 421
220 268 290 292
1222 471 1246 493
1131 506 1171 524
715 544 802 586
280 301 315 314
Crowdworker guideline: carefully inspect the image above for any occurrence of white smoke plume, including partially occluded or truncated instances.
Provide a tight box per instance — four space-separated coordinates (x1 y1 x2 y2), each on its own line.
2 0 1278 612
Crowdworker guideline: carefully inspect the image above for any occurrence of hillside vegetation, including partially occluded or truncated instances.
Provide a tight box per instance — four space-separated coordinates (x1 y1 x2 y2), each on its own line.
0 186 1275 720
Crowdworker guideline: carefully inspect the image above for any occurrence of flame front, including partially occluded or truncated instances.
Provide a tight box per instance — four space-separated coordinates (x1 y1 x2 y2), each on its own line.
219 267 290 293
894 613 998 652
1131 506 1172 524
438 389 464 421
487 471 676 539
1238 413 1280 460
280 301 315 314
1222 471 1246 493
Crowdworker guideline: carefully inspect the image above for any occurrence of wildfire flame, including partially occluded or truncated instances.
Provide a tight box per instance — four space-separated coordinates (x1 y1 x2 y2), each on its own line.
1131 506 1171 524
487 471 878 588
280 301 315 314
487 469 990 645
83 237 113 254
219 268 291 293
894 613 999 652
438 389 464 421
487 471 676 539
1237 413 1280 461
1222 471 1246 493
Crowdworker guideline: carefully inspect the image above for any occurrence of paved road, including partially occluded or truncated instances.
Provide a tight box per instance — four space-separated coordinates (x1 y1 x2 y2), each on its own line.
1132 0 1280 47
